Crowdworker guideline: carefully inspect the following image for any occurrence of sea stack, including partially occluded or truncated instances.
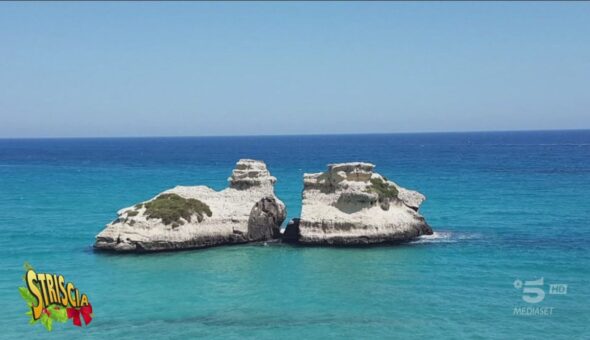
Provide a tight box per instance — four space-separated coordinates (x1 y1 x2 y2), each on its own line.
95 159 286 252
284 162 432 245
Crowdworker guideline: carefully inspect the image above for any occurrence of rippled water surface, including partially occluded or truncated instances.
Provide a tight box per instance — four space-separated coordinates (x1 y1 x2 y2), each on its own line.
1 131 589 339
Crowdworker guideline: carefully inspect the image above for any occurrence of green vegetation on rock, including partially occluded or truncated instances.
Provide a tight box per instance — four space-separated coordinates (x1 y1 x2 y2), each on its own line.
369 177 398 201
144 193 212 225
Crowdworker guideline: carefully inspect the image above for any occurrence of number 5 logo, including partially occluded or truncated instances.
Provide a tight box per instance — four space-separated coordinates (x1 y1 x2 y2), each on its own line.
515 278 545 303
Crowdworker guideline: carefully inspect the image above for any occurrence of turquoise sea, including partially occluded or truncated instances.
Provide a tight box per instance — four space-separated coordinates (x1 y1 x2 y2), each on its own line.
1 131 589 339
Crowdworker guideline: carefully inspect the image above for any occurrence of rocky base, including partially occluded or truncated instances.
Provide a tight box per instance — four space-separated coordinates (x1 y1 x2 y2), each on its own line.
95 233 253 252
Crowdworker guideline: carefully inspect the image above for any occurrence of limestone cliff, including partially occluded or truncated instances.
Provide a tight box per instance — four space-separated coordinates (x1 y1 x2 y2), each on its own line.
95 159 286 252
285 162 432 245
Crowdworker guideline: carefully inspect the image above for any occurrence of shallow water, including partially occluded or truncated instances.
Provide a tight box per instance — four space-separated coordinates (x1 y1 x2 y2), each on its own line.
1 131 589 338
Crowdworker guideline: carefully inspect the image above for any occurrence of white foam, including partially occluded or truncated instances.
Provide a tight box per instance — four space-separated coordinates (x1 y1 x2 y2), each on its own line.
409 231 480 244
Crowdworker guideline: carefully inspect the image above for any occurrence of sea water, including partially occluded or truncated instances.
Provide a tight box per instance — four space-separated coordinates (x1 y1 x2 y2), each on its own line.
0 131 588 339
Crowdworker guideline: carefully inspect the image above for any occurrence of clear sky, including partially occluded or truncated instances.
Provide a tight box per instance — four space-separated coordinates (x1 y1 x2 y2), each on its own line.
1 2 589 138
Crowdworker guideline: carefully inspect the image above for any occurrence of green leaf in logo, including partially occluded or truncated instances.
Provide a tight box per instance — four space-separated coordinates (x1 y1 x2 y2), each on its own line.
22 262 35 282
47 304 68 323
23 262 34 272
40 314 52 331
18 287 36 306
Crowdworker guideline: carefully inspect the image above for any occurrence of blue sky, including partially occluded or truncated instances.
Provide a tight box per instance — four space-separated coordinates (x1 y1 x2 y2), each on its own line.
0 2 588 138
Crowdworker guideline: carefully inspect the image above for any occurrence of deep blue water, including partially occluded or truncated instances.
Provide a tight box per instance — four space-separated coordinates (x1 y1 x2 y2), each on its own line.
1 131 589 339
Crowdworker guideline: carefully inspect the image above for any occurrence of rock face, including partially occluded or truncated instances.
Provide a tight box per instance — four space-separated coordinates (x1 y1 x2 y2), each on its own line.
95 159 286 252
285 162 432 245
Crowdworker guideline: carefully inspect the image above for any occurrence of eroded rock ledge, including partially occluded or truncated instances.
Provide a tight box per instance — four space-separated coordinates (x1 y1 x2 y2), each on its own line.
284 162 432 245
95 159 286 252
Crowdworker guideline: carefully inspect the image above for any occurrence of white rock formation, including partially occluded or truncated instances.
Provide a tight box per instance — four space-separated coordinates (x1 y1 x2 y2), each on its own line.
95 159 286 252
285 162 432 245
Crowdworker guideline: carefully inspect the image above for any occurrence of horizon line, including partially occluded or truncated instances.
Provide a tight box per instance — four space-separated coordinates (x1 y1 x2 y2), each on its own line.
1 127 589 140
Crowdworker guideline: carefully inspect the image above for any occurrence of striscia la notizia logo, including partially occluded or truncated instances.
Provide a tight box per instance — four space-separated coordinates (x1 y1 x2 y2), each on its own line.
18 263 93 331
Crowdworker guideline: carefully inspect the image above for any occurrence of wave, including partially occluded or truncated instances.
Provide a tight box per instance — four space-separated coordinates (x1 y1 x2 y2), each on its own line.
409 231 480 244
